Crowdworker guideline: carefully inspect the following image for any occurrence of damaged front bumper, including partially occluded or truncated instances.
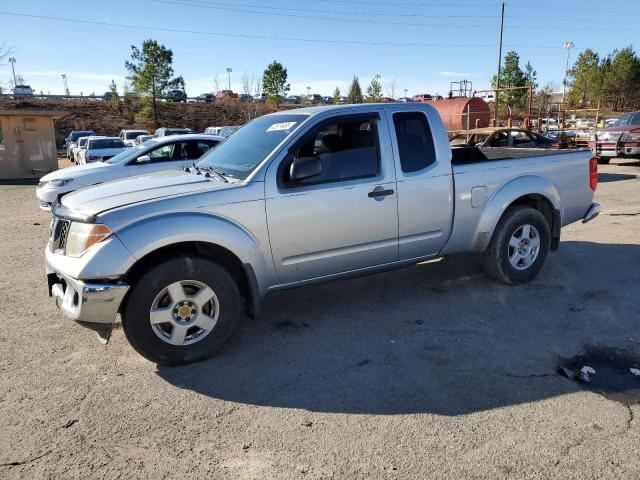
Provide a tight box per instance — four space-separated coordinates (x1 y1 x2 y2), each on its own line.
46 267 129 324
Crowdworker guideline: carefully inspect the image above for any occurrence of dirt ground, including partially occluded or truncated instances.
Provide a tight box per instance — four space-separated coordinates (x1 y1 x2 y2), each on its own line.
1 159 639 479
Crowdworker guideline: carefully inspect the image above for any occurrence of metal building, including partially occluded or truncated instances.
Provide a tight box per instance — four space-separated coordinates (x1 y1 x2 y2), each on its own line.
0 109 65 179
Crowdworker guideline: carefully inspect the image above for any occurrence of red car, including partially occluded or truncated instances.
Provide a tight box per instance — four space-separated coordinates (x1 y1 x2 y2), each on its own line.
216 90 239 100
588 110 640 164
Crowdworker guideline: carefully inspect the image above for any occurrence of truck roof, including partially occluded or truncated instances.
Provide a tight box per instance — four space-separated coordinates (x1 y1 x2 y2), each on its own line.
268 102 433 118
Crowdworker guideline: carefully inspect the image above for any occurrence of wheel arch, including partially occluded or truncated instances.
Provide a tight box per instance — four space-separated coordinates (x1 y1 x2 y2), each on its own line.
115 212 273 319
473 175 562 252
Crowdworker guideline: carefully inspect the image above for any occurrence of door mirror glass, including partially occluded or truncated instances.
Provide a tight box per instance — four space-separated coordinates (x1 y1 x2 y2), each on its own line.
136 154 151 164
290 156 323 182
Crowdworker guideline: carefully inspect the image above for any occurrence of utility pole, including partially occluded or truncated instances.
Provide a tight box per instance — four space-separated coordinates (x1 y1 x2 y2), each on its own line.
404 88 408 98
494 2 504 126
8 57 17 87
225 67 232 91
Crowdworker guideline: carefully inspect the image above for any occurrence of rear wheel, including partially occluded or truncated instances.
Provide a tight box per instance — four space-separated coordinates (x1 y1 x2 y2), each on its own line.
122 256 242 366
481 206 551 284
597 157 610 165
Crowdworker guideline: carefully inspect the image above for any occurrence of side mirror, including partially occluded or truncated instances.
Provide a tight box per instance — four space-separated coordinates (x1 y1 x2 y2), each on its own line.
136 155 151 164
290 156 323 183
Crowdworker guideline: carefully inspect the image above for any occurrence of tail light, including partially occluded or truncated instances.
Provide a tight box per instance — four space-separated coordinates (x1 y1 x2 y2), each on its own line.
589 156 598 191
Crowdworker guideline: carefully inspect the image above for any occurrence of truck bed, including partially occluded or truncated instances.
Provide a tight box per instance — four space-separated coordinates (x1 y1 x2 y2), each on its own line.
451 146 592 165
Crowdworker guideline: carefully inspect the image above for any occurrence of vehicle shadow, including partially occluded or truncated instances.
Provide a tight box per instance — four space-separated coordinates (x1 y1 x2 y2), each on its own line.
598 172 637 183
157 242 640 416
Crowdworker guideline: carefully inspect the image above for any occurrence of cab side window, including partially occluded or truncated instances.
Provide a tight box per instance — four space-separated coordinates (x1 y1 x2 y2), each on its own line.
282 115 380 186
393 111 436 172
146 144 176 162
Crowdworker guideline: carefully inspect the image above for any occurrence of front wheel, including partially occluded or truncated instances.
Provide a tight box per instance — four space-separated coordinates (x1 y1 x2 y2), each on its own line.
122 256 242 366
481 206 551 284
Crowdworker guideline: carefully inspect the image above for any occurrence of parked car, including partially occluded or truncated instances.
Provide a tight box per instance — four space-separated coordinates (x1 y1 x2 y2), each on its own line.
285 95 302 104
13 84 34 97
588 110 640 164
478 92 495 103
412 93 432 102
204 126 222 135
218 126 241 137
36 134 223 210
72 136 92 164
306 94 323 104
238 94 253 102
153 127 194 138
321 96 333 104
216 90 238 100
77 137 127 164
381 96 395 103
44 103 599 365
119 129 150 147
166 89 187 102
134 134 153 146
65 130 96 159
196 93 215 103
253 93 267 102
396 97 413 103
103 92 117 101
450 128 566 149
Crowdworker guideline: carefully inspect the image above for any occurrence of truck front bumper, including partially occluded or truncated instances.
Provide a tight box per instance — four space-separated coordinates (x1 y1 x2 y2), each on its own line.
582 203 601 223
46 267 129 324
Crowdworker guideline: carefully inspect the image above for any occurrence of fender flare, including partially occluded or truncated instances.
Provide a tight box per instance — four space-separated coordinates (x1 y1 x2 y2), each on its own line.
472 175 562 252
115 211 274 298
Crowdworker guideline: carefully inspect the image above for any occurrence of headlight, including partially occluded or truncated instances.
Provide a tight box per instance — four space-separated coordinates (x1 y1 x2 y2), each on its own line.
65 223 112 257
622 132 640 142
48 178 73 188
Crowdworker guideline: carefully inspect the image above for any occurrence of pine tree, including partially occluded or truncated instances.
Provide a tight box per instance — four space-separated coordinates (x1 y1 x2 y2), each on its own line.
346 75 363 104
365 76 383 103
332 86 341 104
125 39 184 126
262 61 290 107
108 79 118 106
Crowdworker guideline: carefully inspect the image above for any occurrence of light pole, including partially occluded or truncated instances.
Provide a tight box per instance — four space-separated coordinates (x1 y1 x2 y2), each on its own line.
225 67 232 91
8 57 17 87
562 41 574 105
404 88 408 98
306 85 311 102
61 74 70 96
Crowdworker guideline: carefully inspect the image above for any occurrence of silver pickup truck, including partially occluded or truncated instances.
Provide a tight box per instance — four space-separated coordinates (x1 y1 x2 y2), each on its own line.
45 103 600 365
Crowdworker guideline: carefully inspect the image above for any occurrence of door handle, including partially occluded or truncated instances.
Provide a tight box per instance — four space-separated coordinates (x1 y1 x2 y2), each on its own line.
368 188 394 198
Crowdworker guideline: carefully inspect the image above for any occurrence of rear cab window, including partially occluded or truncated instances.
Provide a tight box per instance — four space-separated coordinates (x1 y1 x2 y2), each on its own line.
392 111 436 173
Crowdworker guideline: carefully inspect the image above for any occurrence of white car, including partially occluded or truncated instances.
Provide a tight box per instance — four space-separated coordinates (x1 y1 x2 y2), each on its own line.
13 84 34 97
36 134 224 210
78 137 128 164
119 129 150 147
134 134 153 146
204 126 222 135
72 136 97 164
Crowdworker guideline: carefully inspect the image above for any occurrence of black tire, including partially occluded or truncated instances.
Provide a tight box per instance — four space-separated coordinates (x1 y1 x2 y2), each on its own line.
122 256 242 366
597 157 610 165
481 206 551 285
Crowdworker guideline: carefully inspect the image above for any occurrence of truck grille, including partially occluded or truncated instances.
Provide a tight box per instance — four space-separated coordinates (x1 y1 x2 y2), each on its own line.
51 218 71 251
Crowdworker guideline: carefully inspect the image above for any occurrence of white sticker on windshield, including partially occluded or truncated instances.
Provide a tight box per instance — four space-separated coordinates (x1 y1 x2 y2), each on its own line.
267 122 297 132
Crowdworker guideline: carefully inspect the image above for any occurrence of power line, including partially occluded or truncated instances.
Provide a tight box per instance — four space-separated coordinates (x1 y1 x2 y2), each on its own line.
164 0 501 18
310 0 494 7
0 11 496 47
152 0 496 28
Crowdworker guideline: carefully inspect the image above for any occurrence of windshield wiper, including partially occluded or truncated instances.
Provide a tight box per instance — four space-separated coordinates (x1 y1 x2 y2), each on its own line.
199 166 229 183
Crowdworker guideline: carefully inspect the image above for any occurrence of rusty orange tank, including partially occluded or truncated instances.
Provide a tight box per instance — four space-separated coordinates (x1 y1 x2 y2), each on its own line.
426 97 490 131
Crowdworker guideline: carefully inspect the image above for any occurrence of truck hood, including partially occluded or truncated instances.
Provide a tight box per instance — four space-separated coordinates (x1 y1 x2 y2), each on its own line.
598 125 640 133
60 170 228 217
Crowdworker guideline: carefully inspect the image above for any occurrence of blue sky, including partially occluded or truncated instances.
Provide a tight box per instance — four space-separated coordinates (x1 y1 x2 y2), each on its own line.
1 0 638 97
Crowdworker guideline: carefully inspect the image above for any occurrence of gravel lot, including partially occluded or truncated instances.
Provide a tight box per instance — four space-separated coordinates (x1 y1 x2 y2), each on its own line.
1 159 639 479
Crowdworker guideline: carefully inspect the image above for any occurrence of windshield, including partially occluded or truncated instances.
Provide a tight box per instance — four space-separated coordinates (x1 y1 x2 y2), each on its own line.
125 130 147 139
89 139 125 149
196 114 308 179
78 138 89 147
613 113 640 126
104 145 145 164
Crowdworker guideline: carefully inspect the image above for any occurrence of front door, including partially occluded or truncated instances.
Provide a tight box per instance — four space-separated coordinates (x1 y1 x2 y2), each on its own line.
265 113 399 284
